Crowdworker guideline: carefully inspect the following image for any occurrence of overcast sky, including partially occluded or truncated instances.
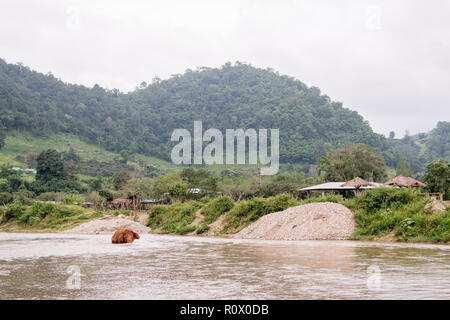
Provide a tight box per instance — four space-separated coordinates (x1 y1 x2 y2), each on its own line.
1 0 449 137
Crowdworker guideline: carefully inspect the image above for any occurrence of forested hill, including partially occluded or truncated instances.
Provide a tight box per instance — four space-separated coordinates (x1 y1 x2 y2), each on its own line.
0 58 447 171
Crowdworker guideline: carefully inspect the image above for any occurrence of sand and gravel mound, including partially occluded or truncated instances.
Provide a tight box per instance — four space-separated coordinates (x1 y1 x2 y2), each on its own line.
61 214 151 235
425 200 447 213
235 202 354 240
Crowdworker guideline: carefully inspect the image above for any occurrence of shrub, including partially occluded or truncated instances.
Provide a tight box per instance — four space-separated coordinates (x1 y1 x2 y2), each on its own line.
352 187 420 214
223 194 299 233
349 188 450 242
37 192 63 202
62 192 84 205
0 192 14 205
1 201 26 224
200 196 234 224
99 189 114 201
147 201 204 234
196 223 210 234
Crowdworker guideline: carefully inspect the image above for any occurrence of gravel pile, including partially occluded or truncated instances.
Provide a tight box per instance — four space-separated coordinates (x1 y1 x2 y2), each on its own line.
235 202 354 240
61 214 151 235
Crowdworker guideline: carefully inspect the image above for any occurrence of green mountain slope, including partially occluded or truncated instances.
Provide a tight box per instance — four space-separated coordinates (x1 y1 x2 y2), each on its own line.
0 58 447 172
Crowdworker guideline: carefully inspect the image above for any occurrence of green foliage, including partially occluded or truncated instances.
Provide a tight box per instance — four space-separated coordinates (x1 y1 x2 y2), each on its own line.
396 156 413 177
0 59 387 166
0 192 13 205
35 149 66 182
422 158 449 199
98 189 114 201
31 149 85 194
350 187 422 214
62 192 84 204
113 171 131 190
0 126 5 150
348 188 449 242
16 202 83 226
89 176 103 191
181 168 219 192
168 182 188 199
318 143 387 182
200 195 234 224
147 201 204 234
1 201 25 224
223 194 299 232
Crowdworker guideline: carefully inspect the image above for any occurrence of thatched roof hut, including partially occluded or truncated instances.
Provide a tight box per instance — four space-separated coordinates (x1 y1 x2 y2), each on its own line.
384 175 427 188
111 198 129 205
341 177 372 189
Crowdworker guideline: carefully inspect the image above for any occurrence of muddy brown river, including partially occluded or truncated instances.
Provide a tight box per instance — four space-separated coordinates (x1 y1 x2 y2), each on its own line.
0 232 449 299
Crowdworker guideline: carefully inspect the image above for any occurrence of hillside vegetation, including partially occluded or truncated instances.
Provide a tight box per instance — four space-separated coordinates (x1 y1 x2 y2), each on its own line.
2 58 447 173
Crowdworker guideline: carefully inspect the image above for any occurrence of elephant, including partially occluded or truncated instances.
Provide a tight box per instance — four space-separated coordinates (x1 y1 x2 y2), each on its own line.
111 229 140 243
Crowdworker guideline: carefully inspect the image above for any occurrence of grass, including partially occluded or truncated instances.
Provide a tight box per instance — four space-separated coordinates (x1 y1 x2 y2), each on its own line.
0 202 106 232
346 187 449 243
222 193 300 233
146 200 206 234
0 131 180 176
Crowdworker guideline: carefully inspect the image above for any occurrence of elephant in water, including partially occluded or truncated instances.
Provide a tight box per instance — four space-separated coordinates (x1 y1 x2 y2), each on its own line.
111 229 140 243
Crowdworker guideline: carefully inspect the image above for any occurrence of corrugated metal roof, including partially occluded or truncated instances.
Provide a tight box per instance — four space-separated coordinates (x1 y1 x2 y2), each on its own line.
299 182 384 191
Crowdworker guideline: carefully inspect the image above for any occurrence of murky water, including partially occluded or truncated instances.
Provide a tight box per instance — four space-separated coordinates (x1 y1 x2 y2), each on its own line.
0 232 449 299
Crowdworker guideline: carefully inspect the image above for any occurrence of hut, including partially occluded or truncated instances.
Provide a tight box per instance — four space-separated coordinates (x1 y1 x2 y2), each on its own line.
110 198 130 210
341 177 372 189
299 178 383 198
384 175 427 188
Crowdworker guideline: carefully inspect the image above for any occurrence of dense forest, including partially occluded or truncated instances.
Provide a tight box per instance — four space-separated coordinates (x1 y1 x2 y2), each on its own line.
0 58 448 173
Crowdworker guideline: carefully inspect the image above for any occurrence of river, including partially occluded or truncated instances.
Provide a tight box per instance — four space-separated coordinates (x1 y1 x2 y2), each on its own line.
0 232 448 299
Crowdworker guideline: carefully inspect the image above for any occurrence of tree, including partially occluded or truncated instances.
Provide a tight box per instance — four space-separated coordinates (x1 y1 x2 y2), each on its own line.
396 156 413 177
0 126 6 150
63 147 80 163
389 131 395 139
180 167 219 192
99 189 114 201
32 149 84 194
422 158 449 200
89 176 103 191
317 143 387 182
36 149 66 182
113 171 131 190
168 182 188 201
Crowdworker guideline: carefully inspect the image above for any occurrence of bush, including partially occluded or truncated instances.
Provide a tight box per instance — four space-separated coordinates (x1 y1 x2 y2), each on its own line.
1 201 26 224
349 188 450 242
223 194 299 233
37 192 63 202
0 192 14 205
200 196 234 224
147 201 204 234
352 187 420 214
12 190 34 205
99 189 114 201
62 192 84 205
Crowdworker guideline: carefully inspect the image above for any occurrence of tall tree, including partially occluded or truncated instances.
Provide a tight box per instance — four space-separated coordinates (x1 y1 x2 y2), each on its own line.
422 158 449 199
396 156 413 176
317 143 387 182
0 126 6 150
36 149 66 182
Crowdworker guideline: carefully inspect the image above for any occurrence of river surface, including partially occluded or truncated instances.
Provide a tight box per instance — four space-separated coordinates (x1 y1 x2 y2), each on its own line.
0 232 449 299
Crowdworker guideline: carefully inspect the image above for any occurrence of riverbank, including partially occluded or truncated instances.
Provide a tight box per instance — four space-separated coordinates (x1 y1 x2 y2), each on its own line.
1 188 449 243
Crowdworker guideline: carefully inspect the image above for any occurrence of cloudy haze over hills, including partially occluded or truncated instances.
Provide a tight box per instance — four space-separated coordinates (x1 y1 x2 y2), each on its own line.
1 0 449 136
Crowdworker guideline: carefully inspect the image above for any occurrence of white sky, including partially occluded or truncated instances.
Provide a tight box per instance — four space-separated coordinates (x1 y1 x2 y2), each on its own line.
0 0 449 137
